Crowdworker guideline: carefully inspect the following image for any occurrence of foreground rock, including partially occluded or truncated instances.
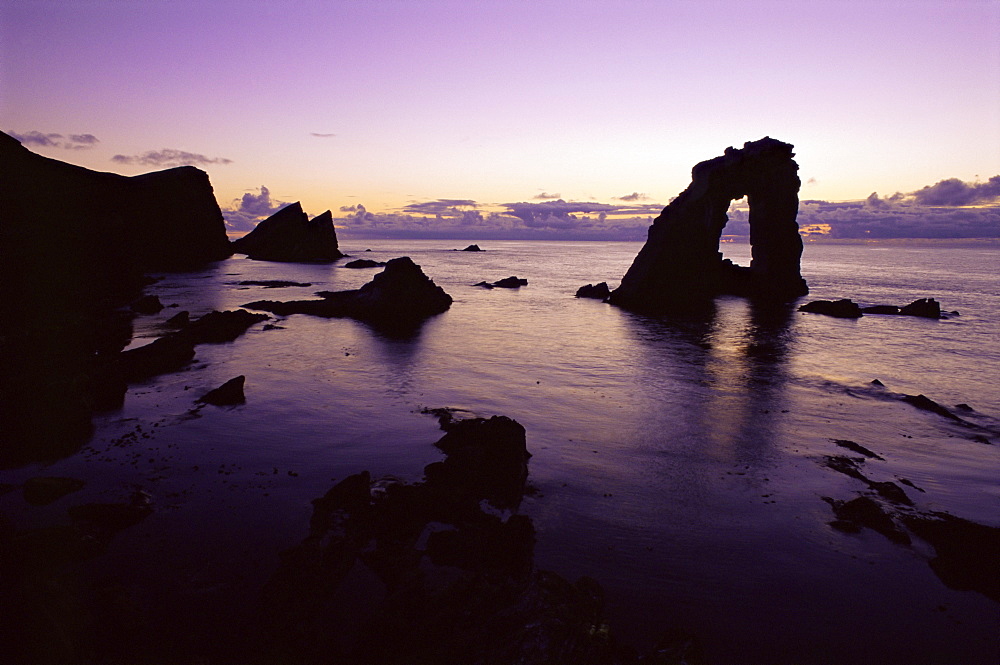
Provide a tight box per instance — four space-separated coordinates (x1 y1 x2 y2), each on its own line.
120 310 267 382
243 257 452 332
254 414 641 664
0 131 232 466
576 282 611 300
609 137 808 311
231 203 343 262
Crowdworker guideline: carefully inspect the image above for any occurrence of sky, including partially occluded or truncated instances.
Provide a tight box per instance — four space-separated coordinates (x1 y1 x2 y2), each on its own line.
2 0 999 239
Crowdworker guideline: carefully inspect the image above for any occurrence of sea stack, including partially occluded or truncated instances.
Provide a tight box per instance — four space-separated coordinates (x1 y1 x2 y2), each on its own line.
609 137 808 311
231 202 343 262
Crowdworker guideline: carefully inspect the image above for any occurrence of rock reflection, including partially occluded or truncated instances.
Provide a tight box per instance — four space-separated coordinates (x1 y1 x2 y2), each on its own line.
622 298 796 467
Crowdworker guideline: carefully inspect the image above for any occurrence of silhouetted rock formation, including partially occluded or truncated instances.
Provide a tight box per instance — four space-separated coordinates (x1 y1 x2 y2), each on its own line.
0 131 231 466
237 280 313 288
197 375 246 406
576 282 611 300
475 276 528 289
254 414 640 664
121 309 268 382
231 203 343 262
861 298 944 319
900 297 942 319
461 244 483 251
798 299 863 318
343 258 386 268
243 257 452 331
609 137 808 311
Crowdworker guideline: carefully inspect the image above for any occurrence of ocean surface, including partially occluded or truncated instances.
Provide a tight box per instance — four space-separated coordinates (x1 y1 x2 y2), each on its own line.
3 238 998 663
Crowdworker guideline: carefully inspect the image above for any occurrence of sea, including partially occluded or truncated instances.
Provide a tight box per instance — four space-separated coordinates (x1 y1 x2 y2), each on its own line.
2 238 998 663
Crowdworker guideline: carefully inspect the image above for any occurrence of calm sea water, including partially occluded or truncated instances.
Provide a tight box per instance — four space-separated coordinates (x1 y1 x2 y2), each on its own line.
3 239 998 662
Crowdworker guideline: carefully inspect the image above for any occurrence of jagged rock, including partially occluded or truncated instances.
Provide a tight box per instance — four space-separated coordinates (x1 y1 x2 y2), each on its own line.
900 297 942 319
164 310 189 327
901 393 961 421
461 244 483 251
23 477 86 505
130 294 163 314
575 282 611 299
197 375 246 406
798 299 863 318
120 334 196 382
493 276 528 288
243 257 452 331
832 439 884 460
184 309 269 344
344 259 386 268
476 276 528 289
900 512 1000 602
609 137 807 311
827 496 910 544
231 203 343 262
428 415 531 511
119 310 266 382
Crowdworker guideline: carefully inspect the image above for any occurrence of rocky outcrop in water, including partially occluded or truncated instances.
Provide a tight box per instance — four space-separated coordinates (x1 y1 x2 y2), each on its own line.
231 203 343 262
475 276 528 289
243 257 452 332
253 413 642 664
576 282 611 300
0 131 232 467
609 137 808 311
798 299 863 318
197 375 246 406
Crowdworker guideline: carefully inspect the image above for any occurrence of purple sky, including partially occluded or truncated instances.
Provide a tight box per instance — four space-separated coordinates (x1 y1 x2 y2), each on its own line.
2 0 999 237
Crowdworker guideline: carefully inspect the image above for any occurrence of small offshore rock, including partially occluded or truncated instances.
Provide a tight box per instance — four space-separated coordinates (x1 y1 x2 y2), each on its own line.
344 259 386 268
798 299 863 318
197 375 246 406
901 394 961 421
492 276 528 288
900 298 942 319
461 244 483 251
575 282 611 300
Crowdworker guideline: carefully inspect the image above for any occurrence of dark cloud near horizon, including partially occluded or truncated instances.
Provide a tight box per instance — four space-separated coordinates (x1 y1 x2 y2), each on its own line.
8 130 99 149
111 149 233 168
220 185 287 231
534 192 561 200
912 176 1000 206
401 199 478 214
310 133 336 138
615 192 650 202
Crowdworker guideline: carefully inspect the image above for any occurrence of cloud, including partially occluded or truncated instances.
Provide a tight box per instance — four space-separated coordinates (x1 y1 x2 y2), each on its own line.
534 192 561 200
8 130 99 149
310 133 336 138
615 192 650 202
401 199 478 215
220 185 286 231
111 149 232 168
911 176 1000 206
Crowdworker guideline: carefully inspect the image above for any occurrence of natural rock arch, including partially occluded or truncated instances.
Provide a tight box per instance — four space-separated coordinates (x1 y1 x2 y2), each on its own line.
609 137 808 311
